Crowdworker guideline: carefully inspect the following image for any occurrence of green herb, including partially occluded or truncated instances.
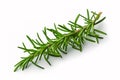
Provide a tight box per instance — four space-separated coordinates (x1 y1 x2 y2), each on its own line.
14 9 107 72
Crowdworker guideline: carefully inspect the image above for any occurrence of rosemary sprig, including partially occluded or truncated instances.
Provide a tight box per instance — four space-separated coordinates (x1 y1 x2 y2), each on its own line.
14 9 107 72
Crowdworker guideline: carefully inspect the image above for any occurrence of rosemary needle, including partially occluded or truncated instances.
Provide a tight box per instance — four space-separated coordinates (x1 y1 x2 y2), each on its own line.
14 9 107 72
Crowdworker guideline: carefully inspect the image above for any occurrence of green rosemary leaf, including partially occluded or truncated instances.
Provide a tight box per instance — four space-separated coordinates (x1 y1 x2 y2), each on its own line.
18 46 25 50
43 27 52 42
46 51 50 60
33 51 41 63
72 45 81 51
35 39 42 45
94 29 107 35
75 14 80 27
91 13 95 20
55 50 62 58
57 27 68 32
24 49 36 53
18 46 29 53
88 33 103 39
54 23 58 31
62 37 69 51
58 24 71 32
47 45 62 57
37 33 44 44
95 17 106 25
35 54 40 63
80 36 85 44
49 50 62 57
18 46 36 53
70 25 75 31
31 61 44 69
64 42 69 51
79 42 82 51
39 48 46 60
22 57 31 70
26 35 36 48
32 39 38 45
72 37 82 51
87 9 90 20
47 28 62 38
68 21 83 29
21 57 26 59
22 42 26 49
78 37 83 51
93 32 99 43
89 35 103 39
58 47 67 54
25 61 29 68
31 39 42 48
91 11 97 15
86 23 92 34
79 14 87 20
84 37 96 43
14 60 24 68
14 65 20 72
96 37 99 43
44 53 51 65
14 58 28 72
21 60 28 71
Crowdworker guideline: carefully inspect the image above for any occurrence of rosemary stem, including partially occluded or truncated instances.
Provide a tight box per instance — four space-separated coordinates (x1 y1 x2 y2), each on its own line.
14 10 106 71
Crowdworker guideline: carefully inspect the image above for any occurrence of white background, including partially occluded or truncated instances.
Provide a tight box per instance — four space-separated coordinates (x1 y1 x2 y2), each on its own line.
0 0 120 80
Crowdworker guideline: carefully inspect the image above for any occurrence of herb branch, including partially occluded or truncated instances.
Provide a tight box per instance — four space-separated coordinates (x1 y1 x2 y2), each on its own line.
14 9 106 72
